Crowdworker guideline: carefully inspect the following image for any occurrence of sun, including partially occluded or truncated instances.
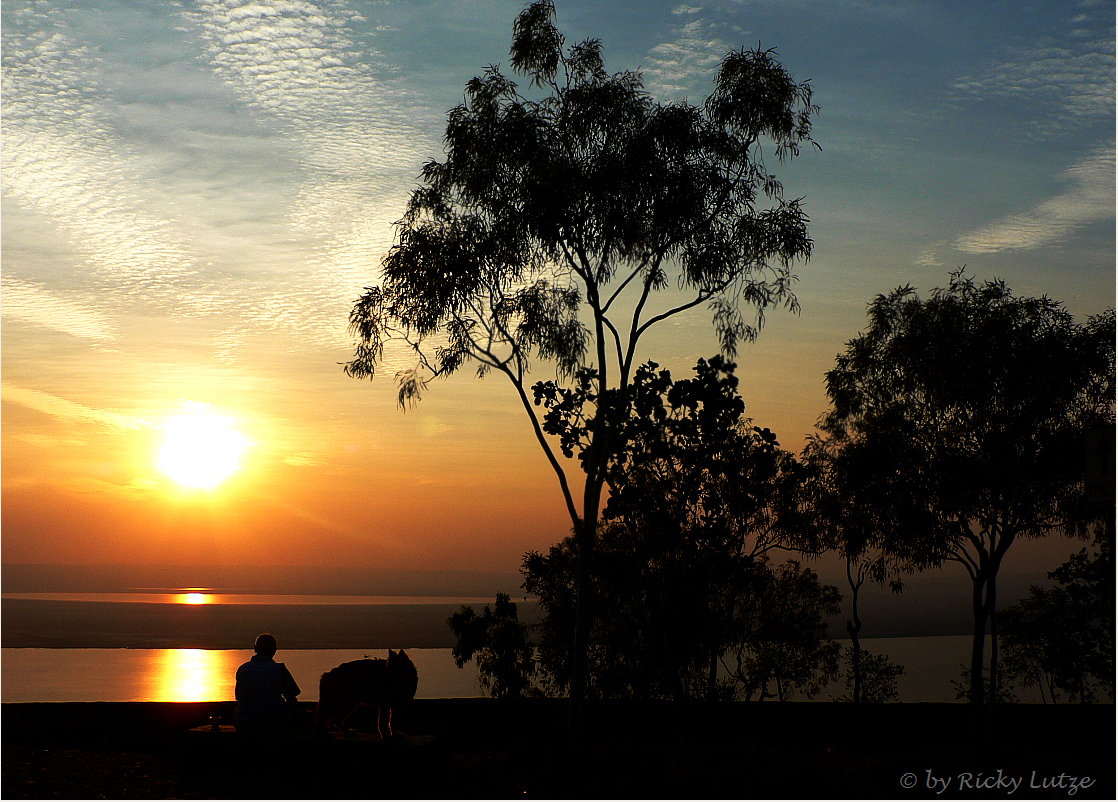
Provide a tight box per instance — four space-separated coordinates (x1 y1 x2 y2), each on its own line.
159 413 247 489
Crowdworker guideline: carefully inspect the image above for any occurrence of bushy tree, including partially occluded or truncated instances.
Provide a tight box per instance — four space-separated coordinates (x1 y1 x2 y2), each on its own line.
1000 534 1112 703
801 435 908 703
723 559 841 701
525 357 834 701
818 271 1114 710
449 592 537 697
837 646 904 703
346 0 819 726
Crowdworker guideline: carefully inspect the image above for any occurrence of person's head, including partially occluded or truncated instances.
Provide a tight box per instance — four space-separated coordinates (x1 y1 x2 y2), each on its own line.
254 633 277 657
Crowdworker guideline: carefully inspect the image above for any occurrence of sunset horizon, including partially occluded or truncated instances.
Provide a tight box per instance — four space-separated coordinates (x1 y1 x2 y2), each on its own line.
3 0 1113 586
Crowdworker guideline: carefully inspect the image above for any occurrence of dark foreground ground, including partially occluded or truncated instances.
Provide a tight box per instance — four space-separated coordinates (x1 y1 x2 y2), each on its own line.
3 699 1114 799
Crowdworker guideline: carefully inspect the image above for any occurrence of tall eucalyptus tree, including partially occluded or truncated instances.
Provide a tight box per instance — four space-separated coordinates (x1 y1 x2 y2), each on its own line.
346 0 819 732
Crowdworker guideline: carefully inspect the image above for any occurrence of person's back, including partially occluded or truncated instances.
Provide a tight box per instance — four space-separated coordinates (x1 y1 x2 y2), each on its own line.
235 633 301 731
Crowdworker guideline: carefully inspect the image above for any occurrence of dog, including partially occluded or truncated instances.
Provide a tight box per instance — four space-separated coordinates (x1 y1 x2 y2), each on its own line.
314 649 418 739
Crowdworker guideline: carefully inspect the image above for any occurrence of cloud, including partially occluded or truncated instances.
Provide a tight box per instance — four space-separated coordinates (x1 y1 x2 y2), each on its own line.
1 0 420 359
644 15 730 99
282 452 325 466
0 6 204 308
1 276 117 341
1 384 151 432
187 0 422 232
954 146 1115 253
947 37 1114 139
185 0 432 348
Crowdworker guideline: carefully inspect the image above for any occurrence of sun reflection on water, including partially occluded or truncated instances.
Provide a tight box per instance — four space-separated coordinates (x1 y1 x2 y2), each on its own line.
148 649 239 702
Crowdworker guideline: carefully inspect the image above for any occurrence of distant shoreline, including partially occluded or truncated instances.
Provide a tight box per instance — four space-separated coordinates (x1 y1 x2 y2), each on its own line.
1 598 506 650
1 596 970 649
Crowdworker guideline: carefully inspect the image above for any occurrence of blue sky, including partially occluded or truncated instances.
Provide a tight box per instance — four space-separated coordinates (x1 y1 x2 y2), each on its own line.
2 0 1114 575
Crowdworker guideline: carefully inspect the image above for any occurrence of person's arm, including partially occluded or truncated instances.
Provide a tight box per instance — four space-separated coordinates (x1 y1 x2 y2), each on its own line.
279 663 300 710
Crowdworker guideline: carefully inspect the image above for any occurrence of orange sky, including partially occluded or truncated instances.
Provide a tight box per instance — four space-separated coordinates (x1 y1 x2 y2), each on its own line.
2 0 1113 588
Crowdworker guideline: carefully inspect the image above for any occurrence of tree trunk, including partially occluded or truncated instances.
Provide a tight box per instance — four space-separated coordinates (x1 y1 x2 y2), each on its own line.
707 642 720 700
987 573 999 719
568 515 594 740
569 457 609 741
969 573 987 708
847 620 862 704
846 560 863 704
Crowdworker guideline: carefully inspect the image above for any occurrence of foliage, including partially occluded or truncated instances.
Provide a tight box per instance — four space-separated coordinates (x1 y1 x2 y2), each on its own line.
448 592 537 698
1000 534 1112 703
345 0 820 722
951 664 1016 706
347 2 818 405
837 646 904 703
817 270 1115 707
801 435 909 703
1049 526 1114 697
524 356 835 700
524 537 841 701
722 559 842 701
1000 586 1097 703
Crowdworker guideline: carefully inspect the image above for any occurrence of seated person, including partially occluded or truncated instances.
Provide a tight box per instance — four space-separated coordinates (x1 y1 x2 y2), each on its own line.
235 633 301 731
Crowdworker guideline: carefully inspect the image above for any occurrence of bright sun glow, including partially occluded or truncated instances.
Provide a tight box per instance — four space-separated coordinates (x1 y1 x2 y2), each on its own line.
183 593 208 604
159 413 247 489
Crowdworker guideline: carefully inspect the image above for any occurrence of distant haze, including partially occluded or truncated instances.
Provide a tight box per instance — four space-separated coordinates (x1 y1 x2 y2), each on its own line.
3 540 1087 639
1 563 524 599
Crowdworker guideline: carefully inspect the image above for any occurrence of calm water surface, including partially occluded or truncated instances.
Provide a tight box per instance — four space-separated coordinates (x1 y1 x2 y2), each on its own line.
1 648 481 703
3 637 1043 703
1 592 1049 703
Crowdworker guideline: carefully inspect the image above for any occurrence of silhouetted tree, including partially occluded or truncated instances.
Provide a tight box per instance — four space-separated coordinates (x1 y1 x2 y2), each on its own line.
951 664 1016 705
449 592 537 697
346 0 819 733
1000 532 1112 703
837 646 904 703
525 357 833 700
801 435 908 703
603 357 819 698
524 538 841 701
1048 524 1114 698
723 559 841 701
819 270 1115 714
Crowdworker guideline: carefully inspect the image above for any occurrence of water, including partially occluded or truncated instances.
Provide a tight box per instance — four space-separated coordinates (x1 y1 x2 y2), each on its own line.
1 648 482 703
2 637 1040 704
0 592 1050 704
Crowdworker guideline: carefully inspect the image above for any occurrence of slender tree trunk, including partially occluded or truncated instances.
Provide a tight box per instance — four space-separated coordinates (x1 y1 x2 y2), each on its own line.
569 444 610 740
707 643 719 700
569 504 600 740
987 574 999 717
846 560 863 704
969 573 988 708
847 623 862 703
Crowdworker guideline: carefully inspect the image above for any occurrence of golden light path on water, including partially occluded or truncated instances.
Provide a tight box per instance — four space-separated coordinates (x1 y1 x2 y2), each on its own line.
147 649 239 703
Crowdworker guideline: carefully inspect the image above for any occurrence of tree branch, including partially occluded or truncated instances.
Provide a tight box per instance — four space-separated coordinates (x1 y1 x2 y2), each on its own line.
497 361 581 529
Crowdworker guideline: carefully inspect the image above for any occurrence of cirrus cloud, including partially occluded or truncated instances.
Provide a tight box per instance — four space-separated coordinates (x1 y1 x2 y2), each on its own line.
954 146 1115 254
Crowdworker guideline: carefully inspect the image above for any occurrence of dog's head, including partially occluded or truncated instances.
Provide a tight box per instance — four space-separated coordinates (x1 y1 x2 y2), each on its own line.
387 649 419 705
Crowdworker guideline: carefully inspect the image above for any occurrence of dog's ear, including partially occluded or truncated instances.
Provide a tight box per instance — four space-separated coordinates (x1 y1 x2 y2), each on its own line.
388 649 397 661
399 649 408 660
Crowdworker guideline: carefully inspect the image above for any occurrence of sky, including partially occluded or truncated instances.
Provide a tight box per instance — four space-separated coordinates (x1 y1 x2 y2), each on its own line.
2 0 1114 586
